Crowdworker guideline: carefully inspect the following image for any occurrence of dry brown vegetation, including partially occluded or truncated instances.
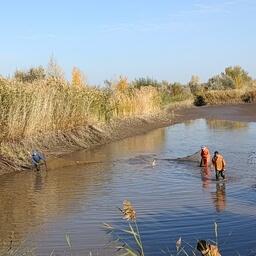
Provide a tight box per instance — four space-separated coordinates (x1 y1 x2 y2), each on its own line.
0 63 256 172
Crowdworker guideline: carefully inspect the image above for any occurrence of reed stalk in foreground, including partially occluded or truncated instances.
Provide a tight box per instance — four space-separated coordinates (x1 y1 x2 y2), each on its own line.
103 200 144 256
103 201 227 256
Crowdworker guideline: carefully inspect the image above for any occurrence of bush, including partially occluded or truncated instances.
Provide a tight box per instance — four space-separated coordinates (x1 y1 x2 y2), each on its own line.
241 91 256 103
207 74 234 90
194 95 207 106
14 66 46 83
131 77 161 89
225 66 252 89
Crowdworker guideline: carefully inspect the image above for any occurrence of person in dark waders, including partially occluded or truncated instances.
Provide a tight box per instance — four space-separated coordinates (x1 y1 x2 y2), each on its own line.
31 150 47 171
212 151 226 180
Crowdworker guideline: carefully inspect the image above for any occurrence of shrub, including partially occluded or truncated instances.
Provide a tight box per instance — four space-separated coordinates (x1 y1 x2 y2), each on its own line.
207 74 234 90
225 66 252 89
14 66 46 83
241 90 256 103
194 95 207 106
131 77 161 89
188 75 202 95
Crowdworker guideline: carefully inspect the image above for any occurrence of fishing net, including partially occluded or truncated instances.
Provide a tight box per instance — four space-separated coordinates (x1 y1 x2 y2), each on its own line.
175 150 201 163
248 151 256 164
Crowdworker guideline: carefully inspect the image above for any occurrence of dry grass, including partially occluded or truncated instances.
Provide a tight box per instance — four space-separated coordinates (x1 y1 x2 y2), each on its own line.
0 77 177 171
1 73 255 172
0 79 168 143
194 87 256 105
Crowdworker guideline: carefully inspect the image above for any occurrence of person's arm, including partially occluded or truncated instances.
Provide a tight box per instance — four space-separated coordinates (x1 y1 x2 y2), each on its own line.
222 158 226 170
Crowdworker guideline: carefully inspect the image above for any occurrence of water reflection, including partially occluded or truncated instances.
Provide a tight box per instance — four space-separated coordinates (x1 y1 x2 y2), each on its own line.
0 128 167 251
0 162 112 247
183 120 198 127
201 166 212 189
33 172 46 192
206 120 248 130
0 119 255 255
211 183 226 212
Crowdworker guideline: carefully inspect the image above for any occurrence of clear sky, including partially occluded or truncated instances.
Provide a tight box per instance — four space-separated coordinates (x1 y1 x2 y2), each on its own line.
1 0 256 85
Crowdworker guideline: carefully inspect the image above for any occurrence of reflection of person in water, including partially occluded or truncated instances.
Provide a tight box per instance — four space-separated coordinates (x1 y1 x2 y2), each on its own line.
212 183 226 212
201 165 211 189
33 172 46 192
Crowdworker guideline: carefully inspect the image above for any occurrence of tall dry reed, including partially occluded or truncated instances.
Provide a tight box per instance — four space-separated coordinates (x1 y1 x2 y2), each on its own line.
0 78 169 143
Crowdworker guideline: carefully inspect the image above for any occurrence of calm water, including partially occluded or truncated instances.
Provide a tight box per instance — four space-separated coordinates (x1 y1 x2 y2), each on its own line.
0 119 256 255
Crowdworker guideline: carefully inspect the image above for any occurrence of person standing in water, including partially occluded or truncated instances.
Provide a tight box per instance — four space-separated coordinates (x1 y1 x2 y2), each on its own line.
212 151 226 180
31 150 47 171
200 146 211 167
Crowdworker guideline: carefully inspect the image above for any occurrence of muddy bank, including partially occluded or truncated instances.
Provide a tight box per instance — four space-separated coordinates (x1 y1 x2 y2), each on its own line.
0 113 175 175
174 103 256 123
1 102 256 175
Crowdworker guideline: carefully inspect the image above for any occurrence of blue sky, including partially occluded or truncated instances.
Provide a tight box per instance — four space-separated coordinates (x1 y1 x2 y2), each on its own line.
1 0 256 85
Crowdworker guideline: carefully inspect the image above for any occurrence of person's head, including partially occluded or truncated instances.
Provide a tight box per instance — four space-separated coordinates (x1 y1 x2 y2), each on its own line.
201 146 206 150
214 151 219 156
197 240 209 254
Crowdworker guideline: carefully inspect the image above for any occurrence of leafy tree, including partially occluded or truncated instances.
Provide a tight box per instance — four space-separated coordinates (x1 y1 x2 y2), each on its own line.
14 66 46 83
188 75 202 94
224 66 252 89
71 67 86 87
207 74 234 90
131 77 160 89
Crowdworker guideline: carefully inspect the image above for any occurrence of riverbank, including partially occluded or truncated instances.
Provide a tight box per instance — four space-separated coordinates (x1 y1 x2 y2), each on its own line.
174 102 256 123
1 101 256 175
0 109 179 175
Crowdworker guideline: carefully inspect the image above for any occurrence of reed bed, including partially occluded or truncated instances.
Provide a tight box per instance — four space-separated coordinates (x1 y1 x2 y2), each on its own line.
194 87 256 106
0 73 255 171
0 77 180 170
0 78 169 143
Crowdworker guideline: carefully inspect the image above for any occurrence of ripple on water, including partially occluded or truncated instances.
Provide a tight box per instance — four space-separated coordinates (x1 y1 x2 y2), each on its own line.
0 119 255 255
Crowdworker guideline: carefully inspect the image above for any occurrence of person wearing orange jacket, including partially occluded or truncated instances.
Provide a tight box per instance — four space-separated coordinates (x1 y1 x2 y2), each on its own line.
200 146 211 167
212 151 226 180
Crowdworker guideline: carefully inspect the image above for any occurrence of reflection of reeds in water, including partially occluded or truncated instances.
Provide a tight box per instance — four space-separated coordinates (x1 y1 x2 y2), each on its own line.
183 120 198 127
206 120 248 130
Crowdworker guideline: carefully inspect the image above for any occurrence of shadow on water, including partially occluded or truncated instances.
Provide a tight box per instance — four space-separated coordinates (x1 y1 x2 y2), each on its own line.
0 119 256 255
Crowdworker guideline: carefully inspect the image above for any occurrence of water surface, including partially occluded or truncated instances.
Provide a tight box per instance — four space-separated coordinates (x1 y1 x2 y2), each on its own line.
0 119 256 255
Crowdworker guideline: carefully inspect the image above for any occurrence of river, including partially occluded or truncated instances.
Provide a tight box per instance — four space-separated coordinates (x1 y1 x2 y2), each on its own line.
0 119 256 255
